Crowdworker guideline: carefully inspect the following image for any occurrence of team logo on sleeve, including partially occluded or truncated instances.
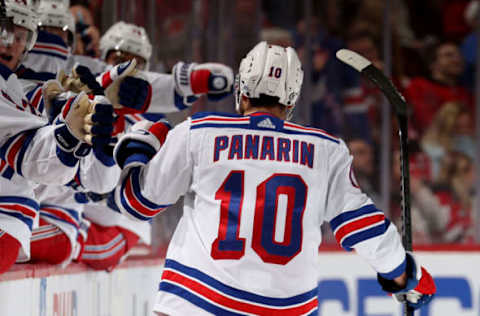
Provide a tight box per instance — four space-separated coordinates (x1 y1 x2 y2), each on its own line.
349 165 360 189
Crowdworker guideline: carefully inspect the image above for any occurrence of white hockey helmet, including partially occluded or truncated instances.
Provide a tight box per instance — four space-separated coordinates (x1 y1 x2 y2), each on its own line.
235 41 303 115
36 0 75 47
100 21 152 70
3 0 39 51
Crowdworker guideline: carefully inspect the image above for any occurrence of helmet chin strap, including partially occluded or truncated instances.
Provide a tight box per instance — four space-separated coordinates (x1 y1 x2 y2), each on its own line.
286 107 294 121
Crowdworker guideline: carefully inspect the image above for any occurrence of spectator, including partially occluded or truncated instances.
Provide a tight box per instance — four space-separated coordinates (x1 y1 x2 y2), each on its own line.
452 107 476 159
420 102 463 181
345 30 384 143
347 137 380 203
390 150 450 244
442 0 473 41
295 18 365 138
433 151 476 243
460 0 480 90
70 4 100 57
404 41 473 136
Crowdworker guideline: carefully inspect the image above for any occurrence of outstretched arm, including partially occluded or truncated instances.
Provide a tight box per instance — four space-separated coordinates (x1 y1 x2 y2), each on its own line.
325 140 435 310
112 119 192 221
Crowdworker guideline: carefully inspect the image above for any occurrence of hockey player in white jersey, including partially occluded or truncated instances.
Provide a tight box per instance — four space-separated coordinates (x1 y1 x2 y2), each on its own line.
0 0 115 273
112 41 436 315
17 3 234 269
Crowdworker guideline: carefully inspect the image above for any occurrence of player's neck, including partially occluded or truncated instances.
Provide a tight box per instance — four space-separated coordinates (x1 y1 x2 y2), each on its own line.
243 107 286 120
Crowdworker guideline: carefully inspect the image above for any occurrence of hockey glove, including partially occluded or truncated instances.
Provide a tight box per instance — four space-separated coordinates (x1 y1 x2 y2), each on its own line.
173 62 234 105
92 136 118 167
96 59 137 89
96 59 152 114
113 119 171 169
115 76 152 115
71 64 106 95
43 78 68 121
56 93 115 146
377 252 436 310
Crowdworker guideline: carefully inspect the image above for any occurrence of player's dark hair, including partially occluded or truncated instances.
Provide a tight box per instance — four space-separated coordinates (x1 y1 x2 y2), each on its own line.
249 94 282 108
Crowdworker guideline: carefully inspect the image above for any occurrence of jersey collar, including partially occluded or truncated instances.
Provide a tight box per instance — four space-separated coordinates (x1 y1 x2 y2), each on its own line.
247 111 276 117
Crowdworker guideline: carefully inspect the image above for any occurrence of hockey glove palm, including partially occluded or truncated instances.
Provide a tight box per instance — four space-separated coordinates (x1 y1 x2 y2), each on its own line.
56 93 114 145
377 252 436 310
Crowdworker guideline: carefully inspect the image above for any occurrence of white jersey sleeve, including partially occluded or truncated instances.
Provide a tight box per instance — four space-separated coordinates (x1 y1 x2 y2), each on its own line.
141 71 191 113
325 140 406 278
0 71 79 185
76 150 121 194
114 120 192 221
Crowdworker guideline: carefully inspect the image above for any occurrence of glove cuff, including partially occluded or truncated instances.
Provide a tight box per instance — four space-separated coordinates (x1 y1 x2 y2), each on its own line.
377 252 420 294
93 144 115 167
54 123 91 166
113 120 171 169
115 141 156 169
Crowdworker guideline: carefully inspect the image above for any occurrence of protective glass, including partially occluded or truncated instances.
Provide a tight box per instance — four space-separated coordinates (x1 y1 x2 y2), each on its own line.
0 25 33 50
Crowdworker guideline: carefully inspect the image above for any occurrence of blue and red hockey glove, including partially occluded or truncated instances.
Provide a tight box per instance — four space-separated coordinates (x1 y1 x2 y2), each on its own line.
377 252 436 310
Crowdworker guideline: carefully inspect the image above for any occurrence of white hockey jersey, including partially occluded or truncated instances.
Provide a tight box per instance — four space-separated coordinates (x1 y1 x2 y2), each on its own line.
0 62 83 262
0 64 81 184
0 174 38 262
114 112 407 315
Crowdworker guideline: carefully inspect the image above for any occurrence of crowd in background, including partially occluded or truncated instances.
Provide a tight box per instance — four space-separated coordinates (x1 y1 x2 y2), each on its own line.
263 0 479 245
69 0 479 250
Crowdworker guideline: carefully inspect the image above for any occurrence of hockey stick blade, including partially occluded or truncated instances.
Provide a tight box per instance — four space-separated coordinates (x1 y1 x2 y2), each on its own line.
336 48 414 316
336 49 407 118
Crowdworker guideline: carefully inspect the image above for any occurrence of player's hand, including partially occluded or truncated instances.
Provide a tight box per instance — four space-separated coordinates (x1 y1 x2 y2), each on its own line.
113 119 171 169
56 64 105 95
71 64 106 95
96 59 151 114
173 62 234 104
56 93 115 150
115 76 152 114
43 78 68 121
377 252 436 310
96 59 137 89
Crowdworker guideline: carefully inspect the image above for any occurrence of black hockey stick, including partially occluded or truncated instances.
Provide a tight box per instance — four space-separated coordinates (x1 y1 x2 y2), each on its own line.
336 49 413 316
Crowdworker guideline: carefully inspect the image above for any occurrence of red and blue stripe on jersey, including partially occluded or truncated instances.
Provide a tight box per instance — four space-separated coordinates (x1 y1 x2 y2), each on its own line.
0 129 37 177
329 204 390 251
25 85 45 114
118 167 171 221
39 204 81 231
29 31 69 61
190 112 340 144
0 196 39 230
0 159 14 180
124 113 166 127
160 259 319 315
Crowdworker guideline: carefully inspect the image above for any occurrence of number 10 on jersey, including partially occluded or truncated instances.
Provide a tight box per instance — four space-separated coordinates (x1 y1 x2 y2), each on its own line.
211 171 308 265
